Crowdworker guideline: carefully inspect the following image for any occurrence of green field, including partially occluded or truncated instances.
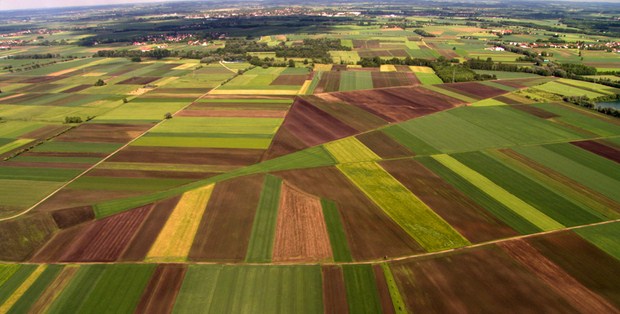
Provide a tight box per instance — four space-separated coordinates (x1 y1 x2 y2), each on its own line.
245 175 282 263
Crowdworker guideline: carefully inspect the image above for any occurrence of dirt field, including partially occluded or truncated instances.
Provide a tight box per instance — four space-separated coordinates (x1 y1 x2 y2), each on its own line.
570 140 620 163
61 84 92 93
511 105 559 119
135 264 187 314
110 146 264 166
270 74 308 86
500 239 618 313
177 109 286 118
121 197 179 261
116 76 161 85
327 86 464 122
322 266 349 314
274 167 424 260
188 174 264 261
272 182 332 262
373 264 397 314
526 231 620 307
371 72 420 88
391 245 581 312
264 98 358 159
55 123 152 143
356 131 414 159
32 205 151 262
50 206 95 228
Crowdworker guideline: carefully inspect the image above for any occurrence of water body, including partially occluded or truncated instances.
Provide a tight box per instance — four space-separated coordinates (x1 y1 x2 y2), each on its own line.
597 100 620 110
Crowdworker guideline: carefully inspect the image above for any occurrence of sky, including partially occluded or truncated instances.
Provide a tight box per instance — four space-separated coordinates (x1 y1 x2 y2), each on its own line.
0 0 173 11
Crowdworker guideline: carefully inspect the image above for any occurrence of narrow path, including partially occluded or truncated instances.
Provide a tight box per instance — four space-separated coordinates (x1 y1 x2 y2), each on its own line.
0 86 218 222
219 60 238 74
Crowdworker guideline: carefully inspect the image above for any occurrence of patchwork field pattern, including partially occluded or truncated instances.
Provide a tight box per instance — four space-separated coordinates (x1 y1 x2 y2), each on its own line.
0 54 619 313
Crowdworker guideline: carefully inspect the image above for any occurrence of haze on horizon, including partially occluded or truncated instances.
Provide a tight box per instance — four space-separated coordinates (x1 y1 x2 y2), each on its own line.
1 0 619 11
0 0 175 11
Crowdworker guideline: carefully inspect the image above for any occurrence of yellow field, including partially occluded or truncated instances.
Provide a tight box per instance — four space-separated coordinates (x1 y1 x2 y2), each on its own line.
471 98 506 107
380 64 397 72
83 72 107 77
313 64 333 71
173 63 199 70
324 137 381 163
146 185 214 261
409 66 435 73
298 80 313 95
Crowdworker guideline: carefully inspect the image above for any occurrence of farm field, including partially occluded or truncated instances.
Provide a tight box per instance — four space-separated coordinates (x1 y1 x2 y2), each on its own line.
1 1 620 312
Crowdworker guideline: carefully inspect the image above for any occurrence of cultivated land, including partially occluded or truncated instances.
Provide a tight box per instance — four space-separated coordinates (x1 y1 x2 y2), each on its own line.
0 1 619 312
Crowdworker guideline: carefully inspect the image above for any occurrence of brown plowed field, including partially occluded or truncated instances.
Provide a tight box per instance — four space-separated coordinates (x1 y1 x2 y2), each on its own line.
527 231 620 307
61 84 92 93
500 239 619 313
1 161 90 169
262 127 308 161
373 265 397 314
511 105 559 119
116 76 160 85
23 151 109 158
188 174 264 261
272 182 332 262
380 159 518 242
177 109 286 118
121 197 179 261
440 82 507 99
20 75 69 84
285 98 359 145
109 146 264 166
189 102 290 111
270 74 307 86
492 79 530 89
18 125 70 140
274 167 424 260
494 95 523 105
32 205 151 262
1 93 47 104
44 94 89 107
356 131 414 159
322 266 349 314
570 140 620 163
329 86 464 123
51 206 95 229
152 88 210 94
55 123 152 143
303 95 387 131
391 245 579 313
86 168 216 180
135 264 187 314
371 72 420 89
353 40 380 49
107 64 144 76
34 189 143 213
315 71 341 94
14 83 61 93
